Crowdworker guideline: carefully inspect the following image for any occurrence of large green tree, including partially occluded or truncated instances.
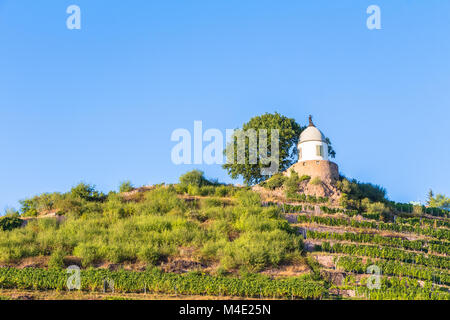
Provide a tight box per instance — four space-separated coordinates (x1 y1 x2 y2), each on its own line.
222 112 335 185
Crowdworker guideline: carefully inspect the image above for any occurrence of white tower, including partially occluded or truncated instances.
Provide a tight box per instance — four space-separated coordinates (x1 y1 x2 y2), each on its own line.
297 116 329 161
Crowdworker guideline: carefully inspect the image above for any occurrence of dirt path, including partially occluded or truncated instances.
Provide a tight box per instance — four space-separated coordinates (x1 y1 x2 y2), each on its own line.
0 289 292 301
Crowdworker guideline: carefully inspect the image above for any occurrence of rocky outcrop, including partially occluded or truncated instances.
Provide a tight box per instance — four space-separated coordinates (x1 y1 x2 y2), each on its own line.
297 179 342 202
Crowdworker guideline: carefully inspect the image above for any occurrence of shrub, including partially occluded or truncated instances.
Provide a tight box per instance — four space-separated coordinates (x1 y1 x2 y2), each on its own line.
201 198 225 209
234 214 292 233
103 194 135 219
73 243 103 267
140 187 185 214
119 181 134 193
137 246 160 265
0 216 23 231
199 186 216 196
48 249 65 269
219 230 303 272
262 173 287 190
284 172 300 194
215 185 233 197
174 184 188 194
19 199 38 217
105 244 134 263
234 190 261 207
179 170 212 187
365 201 388 215
299 175 311 182
310 177 322 186
71 183 106 202
337 178 387 204
187 185 201 196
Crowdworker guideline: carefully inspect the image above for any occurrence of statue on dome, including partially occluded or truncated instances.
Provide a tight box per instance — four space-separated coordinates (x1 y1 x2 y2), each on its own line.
308 115 315 127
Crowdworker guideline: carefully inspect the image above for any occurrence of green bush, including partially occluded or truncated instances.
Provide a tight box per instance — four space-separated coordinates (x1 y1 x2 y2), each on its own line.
201 198 226 209
187 185 201 196
179 170 212 187
19 199 39 217
262 173 287 190
103 194 135 219
0 216 22 231
199 186 216 196
220 230 303 272
73 243 103 267
71 183 106 202
105 244 135 264
234 190 261 207
137 245 160 265
310 177 322 186
214 185 234 197
140 187 185 214
48 249 65 269
119 181 134 193
284 171 300 196
337 177 387 206
299 175 311 182
53 196 85 217
174 184 188 194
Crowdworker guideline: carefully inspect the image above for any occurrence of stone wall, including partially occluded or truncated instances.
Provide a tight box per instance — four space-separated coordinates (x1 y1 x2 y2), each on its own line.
284 160 339 183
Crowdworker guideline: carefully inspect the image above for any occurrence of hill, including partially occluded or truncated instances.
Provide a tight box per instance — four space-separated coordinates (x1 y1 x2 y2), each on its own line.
0 171 448 300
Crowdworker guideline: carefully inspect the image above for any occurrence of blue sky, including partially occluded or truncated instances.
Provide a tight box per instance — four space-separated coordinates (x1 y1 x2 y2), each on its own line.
1 0 449 211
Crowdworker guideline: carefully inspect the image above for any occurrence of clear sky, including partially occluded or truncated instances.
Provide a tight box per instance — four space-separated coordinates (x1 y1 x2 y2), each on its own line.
1 0 449 212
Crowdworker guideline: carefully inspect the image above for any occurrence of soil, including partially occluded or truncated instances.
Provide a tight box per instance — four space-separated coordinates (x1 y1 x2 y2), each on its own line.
161 259 206 273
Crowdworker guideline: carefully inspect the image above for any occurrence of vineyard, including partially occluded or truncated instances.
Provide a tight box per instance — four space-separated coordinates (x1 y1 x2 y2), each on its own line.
0 173 448 300
293 200 450 300
0 267 326 299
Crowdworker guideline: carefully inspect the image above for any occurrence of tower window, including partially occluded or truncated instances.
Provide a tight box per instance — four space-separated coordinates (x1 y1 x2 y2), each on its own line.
316 145 323 157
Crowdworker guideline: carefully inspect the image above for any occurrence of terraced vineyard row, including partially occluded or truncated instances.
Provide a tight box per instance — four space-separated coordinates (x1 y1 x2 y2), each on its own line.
297 215 450 240
335 255 450 285
355 277 450 300
396 217 450 229
307 230 449 254
289 201 450 300
392 203 449 218
315 241 450 269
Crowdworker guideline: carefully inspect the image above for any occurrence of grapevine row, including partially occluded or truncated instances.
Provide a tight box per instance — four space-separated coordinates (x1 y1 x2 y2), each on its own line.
0 267 327 299
307 230 449 255
316 242 450 269
355 277 449 300
335 256 450 285
297 215 450 240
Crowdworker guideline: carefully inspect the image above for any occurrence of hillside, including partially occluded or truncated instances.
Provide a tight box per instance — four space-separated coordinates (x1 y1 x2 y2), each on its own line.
0 172 448 300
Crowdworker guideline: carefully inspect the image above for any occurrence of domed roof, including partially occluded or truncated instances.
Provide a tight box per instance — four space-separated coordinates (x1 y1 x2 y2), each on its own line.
299 116 327 143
